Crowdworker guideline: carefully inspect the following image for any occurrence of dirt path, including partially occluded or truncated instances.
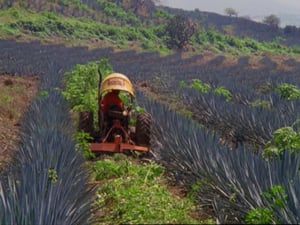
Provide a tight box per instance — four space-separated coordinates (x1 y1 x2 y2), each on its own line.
0 74 38 169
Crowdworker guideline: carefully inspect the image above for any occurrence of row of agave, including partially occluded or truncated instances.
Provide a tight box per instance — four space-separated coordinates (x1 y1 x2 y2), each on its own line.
0 64 96 224
1 39 300 223
2 40 300 91
137 91 300 224
126 55 300 149
182 88 300 148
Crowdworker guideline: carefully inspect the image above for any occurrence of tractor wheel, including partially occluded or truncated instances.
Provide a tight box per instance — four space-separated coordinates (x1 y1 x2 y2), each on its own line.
78 110 94 137
135 112 151 147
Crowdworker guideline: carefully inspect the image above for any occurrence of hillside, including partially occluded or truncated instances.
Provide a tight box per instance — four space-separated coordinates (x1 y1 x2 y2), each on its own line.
163 6 300 46
0 0 300 224
1 0 300 55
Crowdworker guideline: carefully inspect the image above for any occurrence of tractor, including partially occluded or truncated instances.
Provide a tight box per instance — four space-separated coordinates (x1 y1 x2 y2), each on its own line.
78 72 151 154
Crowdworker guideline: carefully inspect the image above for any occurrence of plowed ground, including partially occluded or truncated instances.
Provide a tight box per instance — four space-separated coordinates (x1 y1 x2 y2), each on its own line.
0 74 38 168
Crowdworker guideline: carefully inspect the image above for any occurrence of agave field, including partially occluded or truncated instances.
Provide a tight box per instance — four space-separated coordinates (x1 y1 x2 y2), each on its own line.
0 39 300 223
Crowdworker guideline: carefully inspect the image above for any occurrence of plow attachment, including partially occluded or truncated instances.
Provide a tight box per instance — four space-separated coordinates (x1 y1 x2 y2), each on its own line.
89 135 149 153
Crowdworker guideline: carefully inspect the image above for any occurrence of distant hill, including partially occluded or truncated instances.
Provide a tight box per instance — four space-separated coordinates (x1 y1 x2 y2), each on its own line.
250 13 300 28
161 6 300 47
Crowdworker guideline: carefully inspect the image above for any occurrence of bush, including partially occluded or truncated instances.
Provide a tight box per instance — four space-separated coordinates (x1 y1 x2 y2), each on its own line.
263 125 300 158
245 185 287 224
62 58 112 113
275 83 300 100
190 79 210 93
213 86 232 101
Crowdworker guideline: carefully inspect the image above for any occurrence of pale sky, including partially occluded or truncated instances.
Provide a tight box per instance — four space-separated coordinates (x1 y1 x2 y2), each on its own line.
159 0 300 17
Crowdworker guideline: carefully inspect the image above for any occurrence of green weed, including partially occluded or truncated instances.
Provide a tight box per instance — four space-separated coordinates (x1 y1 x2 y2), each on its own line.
245 185 287 224
62 58 112 116
75 131 95 159
213 86 232 101
250 99 271 109
92 156 206 224
263 123 300 159
190 79 210 93
48 168 58 184
275 83 300 100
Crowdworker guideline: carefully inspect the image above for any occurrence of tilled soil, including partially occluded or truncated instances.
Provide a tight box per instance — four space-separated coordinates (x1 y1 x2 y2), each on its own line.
0 73 38 169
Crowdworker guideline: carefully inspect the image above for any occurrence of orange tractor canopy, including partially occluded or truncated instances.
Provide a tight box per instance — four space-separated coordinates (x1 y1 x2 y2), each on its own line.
99 73 134 97
79 72 151 154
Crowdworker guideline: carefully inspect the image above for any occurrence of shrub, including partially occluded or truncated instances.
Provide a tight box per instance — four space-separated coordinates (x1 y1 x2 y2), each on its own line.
190 79 210 93
213 86 232 101
275 83 300 100
245 185 287 224
263 125 300 158
62 58 112 113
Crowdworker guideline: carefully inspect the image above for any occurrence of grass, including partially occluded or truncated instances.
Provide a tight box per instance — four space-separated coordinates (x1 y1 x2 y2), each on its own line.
90 154 215 224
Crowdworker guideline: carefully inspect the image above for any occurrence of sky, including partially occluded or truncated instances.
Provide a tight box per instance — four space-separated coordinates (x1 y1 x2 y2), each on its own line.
159 0 300 17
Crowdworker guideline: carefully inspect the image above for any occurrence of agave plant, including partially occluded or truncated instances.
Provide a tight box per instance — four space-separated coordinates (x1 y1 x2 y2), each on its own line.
0 64 96 224
137 91 300 223
1 38 300 224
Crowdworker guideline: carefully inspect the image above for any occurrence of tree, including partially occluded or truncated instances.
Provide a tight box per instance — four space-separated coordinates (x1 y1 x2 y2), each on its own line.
224 7 238 17
284 25 298 35
263 14 280 28
165 14 199 50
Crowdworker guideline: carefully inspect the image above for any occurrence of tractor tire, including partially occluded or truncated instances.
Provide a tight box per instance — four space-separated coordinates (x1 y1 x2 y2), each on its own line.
78 110 94 136
135 112 151 147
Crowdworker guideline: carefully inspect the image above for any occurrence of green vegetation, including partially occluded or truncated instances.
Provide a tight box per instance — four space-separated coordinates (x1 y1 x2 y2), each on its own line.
249 99 271 109
180 79 232 101
189 79 211 93
255 82 300 108
75 130 95 159
192 27 300 55
91 154 212 224
213 86 232 101
245 185 287 224
0 6 169 53
0 4 299 56
47 168 58 184
262 83 300 158
263 121 300 159
0 90 13 112
62 58 112 114
275 83 300 100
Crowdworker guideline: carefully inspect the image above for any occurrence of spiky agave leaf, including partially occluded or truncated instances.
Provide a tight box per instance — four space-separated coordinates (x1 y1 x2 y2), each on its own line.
137 91 300 223
182 88 299 147
0 65 96 224
1 128 96 224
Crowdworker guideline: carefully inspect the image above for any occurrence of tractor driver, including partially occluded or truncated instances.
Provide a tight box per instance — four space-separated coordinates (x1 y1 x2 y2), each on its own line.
101 89 124 114
101 90 124 133
101 89 124 131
